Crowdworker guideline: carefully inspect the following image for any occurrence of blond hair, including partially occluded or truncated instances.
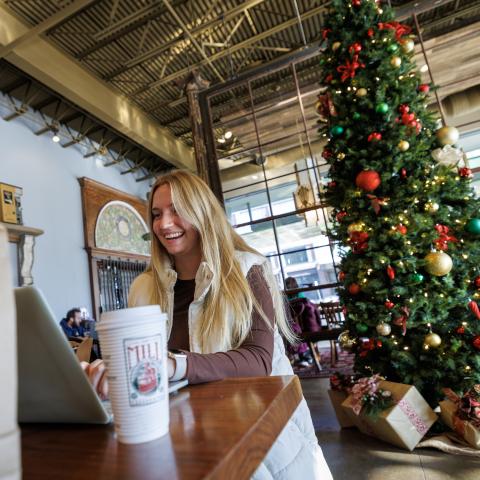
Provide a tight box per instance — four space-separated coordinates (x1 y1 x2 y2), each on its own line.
146 169 295 352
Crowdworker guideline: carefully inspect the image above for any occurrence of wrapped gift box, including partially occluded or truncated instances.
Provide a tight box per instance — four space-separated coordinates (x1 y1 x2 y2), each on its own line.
341 381 437 451
327 390 355 428
439 399 480 450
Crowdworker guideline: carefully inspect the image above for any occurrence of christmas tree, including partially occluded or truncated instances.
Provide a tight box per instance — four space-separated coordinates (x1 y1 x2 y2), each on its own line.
318 0 480 406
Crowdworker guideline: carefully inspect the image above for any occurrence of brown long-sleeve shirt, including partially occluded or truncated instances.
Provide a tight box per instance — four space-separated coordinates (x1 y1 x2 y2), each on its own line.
169 265 275 384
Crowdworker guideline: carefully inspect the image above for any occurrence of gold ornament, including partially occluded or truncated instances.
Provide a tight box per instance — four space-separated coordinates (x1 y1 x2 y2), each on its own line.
425 332 442 348
436 126 460 146
338 330 356 352
356 88 368 97
397 140 410 152
424 251 453 276
347 221 366 233
390 56 402 68
424 202 439 213
376 322 391 336
337 152 346 160
332 42 341 51
400 38 414 53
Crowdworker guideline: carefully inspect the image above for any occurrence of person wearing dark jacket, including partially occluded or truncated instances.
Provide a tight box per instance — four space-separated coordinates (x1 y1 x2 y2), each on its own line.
60 308 86 339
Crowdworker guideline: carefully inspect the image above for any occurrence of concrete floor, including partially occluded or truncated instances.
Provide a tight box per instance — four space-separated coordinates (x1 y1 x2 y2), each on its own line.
301 377 480 480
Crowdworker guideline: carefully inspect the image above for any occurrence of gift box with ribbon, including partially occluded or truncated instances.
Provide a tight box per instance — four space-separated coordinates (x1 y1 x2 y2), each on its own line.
440 386 480 449
341 376 437 451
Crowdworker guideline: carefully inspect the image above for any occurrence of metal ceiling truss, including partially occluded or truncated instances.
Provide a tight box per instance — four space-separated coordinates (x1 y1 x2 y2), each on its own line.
0 60 172 179
2 0 479 171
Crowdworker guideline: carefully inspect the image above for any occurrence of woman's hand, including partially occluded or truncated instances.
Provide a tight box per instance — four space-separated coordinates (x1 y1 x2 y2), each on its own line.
81 357 176 399
81 359 109 400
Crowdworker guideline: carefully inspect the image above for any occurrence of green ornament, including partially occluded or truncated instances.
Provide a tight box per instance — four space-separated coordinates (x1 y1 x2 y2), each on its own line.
387 44 399 53
356 323 369 334
411 272 424 283
352 112 361 120
375 102 389 114
330 125 344 136
466 219 480 235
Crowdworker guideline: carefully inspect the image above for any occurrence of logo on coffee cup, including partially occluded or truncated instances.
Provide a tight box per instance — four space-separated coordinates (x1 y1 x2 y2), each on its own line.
124 334 165 406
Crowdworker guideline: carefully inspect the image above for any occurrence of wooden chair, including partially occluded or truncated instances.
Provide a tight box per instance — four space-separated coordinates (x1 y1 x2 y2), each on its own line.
69 337 93 363
319 302 344 366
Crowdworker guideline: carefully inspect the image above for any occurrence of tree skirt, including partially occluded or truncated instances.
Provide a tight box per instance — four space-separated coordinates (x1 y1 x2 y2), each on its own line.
293 348 354 379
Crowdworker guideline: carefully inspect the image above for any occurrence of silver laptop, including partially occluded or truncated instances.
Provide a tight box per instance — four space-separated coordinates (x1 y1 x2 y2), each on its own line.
15 286 187 424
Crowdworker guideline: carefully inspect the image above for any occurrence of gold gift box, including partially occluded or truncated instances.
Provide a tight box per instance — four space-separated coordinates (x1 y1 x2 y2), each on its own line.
341 381 437 451
0 183 18 224
327 390 355 428
439 399 480 450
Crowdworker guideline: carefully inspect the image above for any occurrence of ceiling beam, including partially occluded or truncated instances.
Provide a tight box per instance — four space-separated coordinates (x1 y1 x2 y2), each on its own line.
103 0 268 81
77 0 188 58
161 0 225 84
132 4 327 96
0 0 97 59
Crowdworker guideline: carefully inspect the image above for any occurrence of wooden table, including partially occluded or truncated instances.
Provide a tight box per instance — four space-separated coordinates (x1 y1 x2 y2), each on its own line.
21 376 302 480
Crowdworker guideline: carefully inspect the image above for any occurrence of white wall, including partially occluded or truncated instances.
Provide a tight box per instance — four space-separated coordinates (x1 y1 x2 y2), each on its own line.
0 117 150 321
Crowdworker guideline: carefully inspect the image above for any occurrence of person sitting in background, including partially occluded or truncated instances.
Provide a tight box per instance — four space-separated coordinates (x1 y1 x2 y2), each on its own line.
284 277 323 367
60 308 86 340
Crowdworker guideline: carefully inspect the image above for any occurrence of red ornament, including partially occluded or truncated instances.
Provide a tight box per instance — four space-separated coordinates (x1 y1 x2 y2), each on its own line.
325 74 333 83
352 0 361 6
376 340 383 348
400 168 407 178
356 170 381 191
456 326 465 334
387 265 395 280
349 42 362 55
418 84 430 93
349 283 361 295
459 167 473 178
327 181 337 189
473 335 480 350
468 300 480 320
349 231 369 254
322 28 332 40
474 276 480 288
322 148 333 159
336 211 347 222
398 104 410 114
385 300 395 309
367 28 374 38
396 224 407 235
338 271 346 281
367 132 382 142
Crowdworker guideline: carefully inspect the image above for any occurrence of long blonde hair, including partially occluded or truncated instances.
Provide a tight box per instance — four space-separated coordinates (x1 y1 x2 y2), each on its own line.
146 169 295 352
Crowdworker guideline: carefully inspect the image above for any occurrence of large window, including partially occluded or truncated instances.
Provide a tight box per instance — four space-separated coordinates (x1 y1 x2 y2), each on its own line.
204 51 341 300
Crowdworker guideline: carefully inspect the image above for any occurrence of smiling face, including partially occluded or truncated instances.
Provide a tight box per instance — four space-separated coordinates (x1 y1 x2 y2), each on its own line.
151 183 202 264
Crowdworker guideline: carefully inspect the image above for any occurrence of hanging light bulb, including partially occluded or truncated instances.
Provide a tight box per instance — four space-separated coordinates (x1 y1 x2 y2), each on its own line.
224 130 233 139
52 132 60 143
218 137 226 144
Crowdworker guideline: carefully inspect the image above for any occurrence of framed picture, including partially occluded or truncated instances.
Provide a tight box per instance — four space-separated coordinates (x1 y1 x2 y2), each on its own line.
0 183 18 224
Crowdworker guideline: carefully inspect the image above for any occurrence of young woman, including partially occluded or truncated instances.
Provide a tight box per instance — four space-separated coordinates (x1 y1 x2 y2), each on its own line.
85 170 332 479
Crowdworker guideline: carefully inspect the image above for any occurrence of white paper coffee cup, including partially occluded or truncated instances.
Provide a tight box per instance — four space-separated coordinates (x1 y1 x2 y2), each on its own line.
97 305 169 444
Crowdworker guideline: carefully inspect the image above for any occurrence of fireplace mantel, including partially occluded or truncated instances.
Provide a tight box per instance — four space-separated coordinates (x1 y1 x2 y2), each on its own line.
2 222 44 286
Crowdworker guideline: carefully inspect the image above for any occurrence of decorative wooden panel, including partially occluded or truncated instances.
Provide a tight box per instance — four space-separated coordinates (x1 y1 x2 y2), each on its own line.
79 178 150 320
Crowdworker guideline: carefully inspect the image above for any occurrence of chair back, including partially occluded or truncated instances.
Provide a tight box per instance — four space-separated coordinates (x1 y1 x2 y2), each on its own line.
75 337 93 363
319 302 344 329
